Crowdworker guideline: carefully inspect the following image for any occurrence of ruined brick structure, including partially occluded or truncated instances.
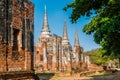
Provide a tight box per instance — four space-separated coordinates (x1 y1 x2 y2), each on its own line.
34 6 90 73
0 0 34 79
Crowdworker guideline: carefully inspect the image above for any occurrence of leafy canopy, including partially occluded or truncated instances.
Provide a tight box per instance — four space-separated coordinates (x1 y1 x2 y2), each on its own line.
64 0 120 59
85 49 110 65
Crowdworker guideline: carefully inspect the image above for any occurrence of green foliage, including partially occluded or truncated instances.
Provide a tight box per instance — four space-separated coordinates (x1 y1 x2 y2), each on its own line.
85 49 110 65
64 0 120 59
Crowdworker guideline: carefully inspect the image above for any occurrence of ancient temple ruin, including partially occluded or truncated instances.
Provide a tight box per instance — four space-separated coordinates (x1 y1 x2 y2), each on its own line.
34 6 90 73
0 0 34 79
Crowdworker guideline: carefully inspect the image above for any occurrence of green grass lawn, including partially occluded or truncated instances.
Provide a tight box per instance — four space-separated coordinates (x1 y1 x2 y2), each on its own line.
37 73 60 79
37 73 55 77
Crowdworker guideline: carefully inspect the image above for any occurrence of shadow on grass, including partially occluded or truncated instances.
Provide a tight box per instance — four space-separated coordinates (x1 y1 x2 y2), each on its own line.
89 72 119 80
89 73 113 77
91 75 115 80
36 73 55 80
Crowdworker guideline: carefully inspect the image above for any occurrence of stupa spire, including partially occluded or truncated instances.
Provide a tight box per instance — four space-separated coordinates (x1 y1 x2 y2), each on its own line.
74 29 80 47
62 20 69 45
41 5 51 35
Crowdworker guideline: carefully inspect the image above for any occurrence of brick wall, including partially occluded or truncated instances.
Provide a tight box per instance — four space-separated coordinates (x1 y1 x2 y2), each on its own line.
0 0 34 73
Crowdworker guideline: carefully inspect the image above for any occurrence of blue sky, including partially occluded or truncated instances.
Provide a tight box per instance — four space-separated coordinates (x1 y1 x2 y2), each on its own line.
30 0 100 51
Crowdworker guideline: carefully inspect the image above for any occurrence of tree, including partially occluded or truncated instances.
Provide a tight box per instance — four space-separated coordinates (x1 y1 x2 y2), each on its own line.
85 49 110 65
64 0 120 65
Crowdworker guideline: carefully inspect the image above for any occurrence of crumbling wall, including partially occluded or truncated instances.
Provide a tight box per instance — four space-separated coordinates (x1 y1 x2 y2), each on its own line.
0 0 34 72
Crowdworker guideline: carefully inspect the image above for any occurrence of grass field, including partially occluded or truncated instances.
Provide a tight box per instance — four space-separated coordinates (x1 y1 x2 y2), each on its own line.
88 72 113 77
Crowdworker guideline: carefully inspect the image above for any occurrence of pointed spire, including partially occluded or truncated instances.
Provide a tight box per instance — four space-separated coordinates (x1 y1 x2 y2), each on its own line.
74 29 80 47
62 20 69 45
45 5 46 12
41 5 51 35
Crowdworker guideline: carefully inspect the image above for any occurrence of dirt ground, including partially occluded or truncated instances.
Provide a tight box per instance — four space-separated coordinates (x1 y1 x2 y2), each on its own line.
50 74 120 80
38 71 120 80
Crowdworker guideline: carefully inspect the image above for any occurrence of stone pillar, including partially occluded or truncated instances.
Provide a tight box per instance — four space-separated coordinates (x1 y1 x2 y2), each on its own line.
67 46 71 72
67 61 71 72
52 54 57 71
10 23 13 47
24 51 27 70
61 48 64 71
52 37 57 71
76 53 79 63
25 9 27 51
43 42 47 71
18 29 22 51
59 52 62 71
81 53 84 63
24 51 31 71
19 29 22 48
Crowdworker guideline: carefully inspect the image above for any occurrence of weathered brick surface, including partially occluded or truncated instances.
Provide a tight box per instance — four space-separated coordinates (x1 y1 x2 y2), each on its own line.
0 0 34 79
